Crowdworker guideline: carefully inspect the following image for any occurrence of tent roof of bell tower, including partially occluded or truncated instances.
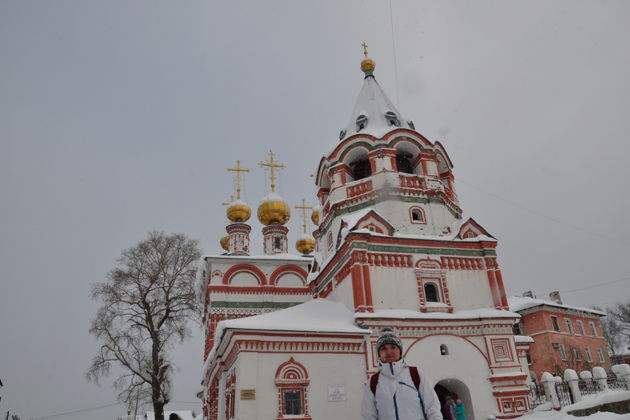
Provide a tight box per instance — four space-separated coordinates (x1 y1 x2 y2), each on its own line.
340 73 414 142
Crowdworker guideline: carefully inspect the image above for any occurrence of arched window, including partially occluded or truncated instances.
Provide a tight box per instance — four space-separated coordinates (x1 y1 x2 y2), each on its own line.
275 358 311 420
356 114 368 131
396 151 413 174
385 111 400 126
424 283 439 302
409 207 426 224
440 344 449 356
350 158 371 180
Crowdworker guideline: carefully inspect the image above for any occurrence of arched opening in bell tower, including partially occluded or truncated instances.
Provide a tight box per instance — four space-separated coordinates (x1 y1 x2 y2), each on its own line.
350 158 371 180
396 151 413 174
344 147 372 181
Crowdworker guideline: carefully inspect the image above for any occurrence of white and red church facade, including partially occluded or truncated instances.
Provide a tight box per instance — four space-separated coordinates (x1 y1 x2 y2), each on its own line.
197 57 531 420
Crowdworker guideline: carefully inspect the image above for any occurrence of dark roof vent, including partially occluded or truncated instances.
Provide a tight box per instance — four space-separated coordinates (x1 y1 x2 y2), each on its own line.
356 115 368 131
407 120 415 130
339 129 346 140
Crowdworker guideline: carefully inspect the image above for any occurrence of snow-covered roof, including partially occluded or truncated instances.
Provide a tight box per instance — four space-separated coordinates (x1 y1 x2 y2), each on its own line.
508 296 606 316
201 253 311 262
340 74 413 141
215 298 369 335
203 299 370 371
514 335 535 344
355 308 519 320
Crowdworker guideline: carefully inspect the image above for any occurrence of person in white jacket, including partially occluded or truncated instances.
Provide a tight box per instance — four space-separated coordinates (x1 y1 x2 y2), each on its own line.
361 328 443 420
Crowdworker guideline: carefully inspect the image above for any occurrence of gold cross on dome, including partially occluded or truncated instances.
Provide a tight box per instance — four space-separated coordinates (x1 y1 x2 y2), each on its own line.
258 150 286 193
294 199 313 234
227 160 250 200
361 41 369 58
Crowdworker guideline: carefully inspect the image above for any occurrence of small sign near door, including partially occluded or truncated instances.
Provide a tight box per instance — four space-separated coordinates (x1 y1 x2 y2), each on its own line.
327 384 346 402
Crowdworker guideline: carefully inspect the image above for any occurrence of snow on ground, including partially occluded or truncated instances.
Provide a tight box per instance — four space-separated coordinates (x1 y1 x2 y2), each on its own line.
516 390 630 420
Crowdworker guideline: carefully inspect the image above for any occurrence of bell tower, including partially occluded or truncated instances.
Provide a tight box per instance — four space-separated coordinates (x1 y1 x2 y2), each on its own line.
313 50 462 263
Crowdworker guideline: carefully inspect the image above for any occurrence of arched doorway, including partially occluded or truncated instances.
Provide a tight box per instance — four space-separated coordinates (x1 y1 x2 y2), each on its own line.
435 378 473 420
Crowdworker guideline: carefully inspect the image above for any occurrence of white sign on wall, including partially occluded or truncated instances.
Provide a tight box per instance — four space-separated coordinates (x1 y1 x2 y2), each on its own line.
327 384 346 402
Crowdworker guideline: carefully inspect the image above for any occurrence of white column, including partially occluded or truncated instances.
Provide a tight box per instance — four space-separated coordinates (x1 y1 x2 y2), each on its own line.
541 372 561 410
593 366 608 391
563 369 582 403
611 364 630 388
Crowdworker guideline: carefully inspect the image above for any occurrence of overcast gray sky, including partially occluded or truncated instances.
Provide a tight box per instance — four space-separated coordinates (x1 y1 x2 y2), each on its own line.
2 1 630 419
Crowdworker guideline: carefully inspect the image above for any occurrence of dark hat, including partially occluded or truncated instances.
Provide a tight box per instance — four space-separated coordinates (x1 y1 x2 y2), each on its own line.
376 327 403 354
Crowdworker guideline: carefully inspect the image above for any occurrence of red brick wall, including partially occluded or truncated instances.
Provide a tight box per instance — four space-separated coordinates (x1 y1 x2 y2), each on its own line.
520 309 609 380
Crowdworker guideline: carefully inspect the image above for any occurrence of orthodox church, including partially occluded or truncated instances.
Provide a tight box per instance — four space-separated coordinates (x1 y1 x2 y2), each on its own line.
196 51 531 420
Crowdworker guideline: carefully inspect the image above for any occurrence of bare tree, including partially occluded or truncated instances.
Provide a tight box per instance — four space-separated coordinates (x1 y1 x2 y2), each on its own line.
87 232 201 420
608 300 630 339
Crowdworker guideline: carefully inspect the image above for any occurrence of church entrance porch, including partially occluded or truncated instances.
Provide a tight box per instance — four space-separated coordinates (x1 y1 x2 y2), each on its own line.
435 379 474 420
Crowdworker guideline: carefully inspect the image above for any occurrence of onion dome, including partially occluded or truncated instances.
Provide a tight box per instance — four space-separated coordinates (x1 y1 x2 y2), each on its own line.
295 233 316 255
220 235 229 251
226 199 251 223
361 57 375 75
257 192 290 225
311 205 320 226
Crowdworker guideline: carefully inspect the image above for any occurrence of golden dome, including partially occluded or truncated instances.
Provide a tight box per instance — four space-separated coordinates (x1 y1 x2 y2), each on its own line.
226 201 251 223
220 235 229 251
311 209 320 226
257 193 290 225
361 58 375 73
295 235 316 255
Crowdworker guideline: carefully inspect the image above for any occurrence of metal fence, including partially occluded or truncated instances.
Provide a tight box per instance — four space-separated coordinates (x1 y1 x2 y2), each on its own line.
607 377 630 391
554 381 574 406
528 383 547 408
578 379 598 396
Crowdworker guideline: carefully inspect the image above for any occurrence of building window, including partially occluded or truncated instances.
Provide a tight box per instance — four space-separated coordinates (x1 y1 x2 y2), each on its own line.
385 111 400 126
356 114 368 131
284 390 302 415
551 316 560 332
558 344 567 360
589 321 597 336
274 237 282 250
424 283 439 302
565 319 574 334
576 320 585 335
440 344 449 356
513 322 522 336
409 207 426 224
275 358 311 420
597 348 605 363
526 351 532 366
572 347 581 361
585 347 593 363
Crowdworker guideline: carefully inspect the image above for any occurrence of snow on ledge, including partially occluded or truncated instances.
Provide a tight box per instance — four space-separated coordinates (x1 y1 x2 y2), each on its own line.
515 335 534 344
355 308 519 320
